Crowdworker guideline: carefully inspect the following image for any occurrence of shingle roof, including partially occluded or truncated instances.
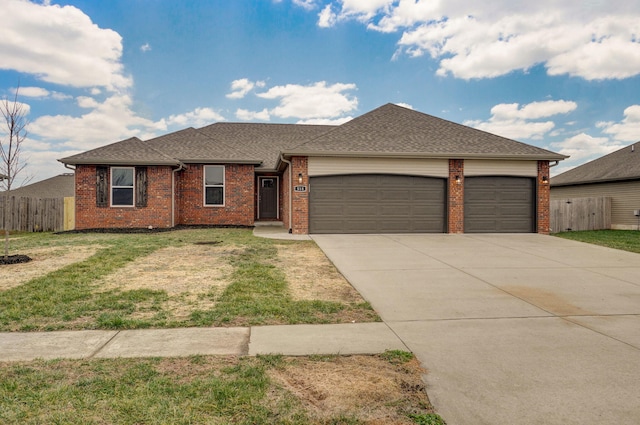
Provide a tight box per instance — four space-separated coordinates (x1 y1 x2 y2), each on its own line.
1 174 75 198
197 123 334 169
59 103 565 168
284 103 567 160
551 143 640 186
145 127 261 165
60 137 179 166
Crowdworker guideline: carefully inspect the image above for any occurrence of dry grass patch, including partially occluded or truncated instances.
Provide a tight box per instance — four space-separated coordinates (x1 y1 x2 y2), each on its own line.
270 354 434 424
0 245 100 291
274 241 364 303
97 244 237 320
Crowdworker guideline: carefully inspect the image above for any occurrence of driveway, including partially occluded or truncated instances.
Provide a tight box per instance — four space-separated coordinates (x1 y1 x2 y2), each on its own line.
312 233 640 425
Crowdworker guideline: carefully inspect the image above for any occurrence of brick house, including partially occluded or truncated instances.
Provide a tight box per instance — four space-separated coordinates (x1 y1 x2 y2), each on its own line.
59 103 566 234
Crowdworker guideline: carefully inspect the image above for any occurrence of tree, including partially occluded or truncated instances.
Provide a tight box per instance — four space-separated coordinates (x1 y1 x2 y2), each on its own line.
1 85 29 260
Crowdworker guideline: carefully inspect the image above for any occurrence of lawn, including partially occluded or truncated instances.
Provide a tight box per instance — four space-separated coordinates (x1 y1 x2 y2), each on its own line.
0 351 445 425
0 228 378 331
553 229 640 254
0 229 446 424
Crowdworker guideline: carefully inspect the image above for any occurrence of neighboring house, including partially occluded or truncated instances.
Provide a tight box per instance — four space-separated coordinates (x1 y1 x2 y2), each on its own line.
0 173 7 181
0 174 75 198
59 103 566 234
551 143 640 230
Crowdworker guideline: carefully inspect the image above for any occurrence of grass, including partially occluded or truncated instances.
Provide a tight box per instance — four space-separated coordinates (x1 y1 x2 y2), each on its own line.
553 229 640 254
0 228 378 331
0 352 445 425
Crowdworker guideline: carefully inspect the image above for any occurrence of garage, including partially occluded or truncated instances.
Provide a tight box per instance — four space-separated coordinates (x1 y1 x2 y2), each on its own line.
309 174 446 234
464 176 535 233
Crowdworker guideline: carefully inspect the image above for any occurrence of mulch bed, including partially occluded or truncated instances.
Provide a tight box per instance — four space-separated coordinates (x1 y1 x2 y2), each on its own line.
0 255 32 265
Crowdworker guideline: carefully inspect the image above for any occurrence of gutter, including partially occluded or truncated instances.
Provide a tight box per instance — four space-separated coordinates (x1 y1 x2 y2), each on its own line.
279 154 293 234
171 163 185 227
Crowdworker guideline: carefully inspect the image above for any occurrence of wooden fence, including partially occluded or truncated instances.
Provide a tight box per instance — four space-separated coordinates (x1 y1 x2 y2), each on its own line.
0 196 71 232
550 197 611 232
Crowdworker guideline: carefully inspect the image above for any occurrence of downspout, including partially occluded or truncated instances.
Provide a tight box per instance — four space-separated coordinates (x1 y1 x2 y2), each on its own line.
280 154 293 233
549 160 559 168
172 163 185 227
64 164 76 171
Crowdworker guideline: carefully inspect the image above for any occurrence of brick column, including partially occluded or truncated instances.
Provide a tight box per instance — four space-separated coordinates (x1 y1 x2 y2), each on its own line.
291 156 309 234
537 160 550 234
448 159 464 233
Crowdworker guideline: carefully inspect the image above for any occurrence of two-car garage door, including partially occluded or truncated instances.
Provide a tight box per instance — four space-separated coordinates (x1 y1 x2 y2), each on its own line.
308 174 535 234
309 174 446 234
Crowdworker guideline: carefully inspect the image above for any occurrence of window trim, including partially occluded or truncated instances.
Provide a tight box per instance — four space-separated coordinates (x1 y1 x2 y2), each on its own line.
203 165 225 207
110 166 135 207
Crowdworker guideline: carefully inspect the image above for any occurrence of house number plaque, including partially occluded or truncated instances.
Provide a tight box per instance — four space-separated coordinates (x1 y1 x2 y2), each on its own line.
294 185 307 192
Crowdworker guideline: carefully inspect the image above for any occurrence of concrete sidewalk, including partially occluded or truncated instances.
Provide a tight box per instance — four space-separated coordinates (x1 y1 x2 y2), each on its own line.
0 322 407 362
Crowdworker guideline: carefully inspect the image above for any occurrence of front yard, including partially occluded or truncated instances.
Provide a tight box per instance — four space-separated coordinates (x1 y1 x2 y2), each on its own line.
0 228 445 424
554 229 640 253
0 228 378 331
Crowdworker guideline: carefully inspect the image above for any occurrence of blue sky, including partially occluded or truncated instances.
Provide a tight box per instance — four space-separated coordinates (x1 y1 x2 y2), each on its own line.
2 0 640 184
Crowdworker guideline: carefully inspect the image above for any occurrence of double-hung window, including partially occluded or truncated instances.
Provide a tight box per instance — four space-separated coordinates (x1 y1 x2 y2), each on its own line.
204 165 225 206
111 167 134 207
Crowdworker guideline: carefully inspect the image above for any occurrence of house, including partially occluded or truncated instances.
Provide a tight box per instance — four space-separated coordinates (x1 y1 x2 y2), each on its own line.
0 174 75 198
59 103 566 234
551 143 640 230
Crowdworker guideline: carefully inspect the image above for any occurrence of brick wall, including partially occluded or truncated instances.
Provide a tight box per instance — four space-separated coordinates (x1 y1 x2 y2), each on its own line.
75 165 173 229
176 164 254 226
281 168 291 230
537 160 550 234
290 156 309 234
448 159 464 233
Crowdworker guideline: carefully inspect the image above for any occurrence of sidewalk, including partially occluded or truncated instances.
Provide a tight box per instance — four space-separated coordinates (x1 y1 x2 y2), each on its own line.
0 322 408 362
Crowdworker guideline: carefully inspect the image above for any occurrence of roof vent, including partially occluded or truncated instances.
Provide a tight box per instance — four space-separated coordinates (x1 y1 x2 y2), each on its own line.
632 144 635 152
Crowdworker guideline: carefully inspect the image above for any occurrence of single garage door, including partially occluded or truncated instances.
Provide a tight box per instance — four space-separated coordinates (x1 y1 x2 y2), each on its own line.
464 176 535 233
309 174 446 234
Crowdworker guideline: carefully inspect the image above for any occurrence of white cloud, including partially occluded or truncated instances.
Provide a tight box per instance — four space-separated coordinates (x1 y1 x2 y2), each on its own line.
318 4 337 28
29 94 165 149
550 133 623 164
292 0 317 11
257 81 358 119
236 108 271 121
76 96 99 109
226 78 265 99
0 0 130 90
17 86 50 98
394 102 413 110
165 107 226 128
597 105 640 142
465 100 577 140
321 1 640 80
140 43 151 52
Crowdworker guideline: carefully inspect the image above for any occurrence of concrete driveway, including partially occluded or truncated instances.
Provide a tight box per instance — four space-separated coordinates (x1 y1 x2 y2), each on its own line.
312 233 640 425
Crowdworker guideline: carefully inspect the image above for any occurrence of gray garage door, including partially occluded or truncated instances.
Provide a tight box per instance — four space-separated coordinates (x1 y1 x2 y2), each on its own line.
309 174 446 234
464 176 535 233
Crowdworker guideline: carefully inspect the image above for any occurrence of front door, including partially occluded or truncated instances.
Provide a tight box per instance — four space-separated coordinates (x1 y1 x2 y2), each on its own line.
258 177 278 219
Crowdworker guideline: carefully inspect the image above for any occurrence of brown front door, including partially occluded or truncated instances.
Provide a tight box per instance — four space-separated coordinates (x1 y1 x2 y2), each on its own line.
258 177 278 219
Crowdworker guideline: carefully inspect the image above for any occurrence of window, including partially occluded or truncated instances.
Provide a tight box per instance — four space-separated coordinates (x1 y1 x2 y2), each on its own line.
111 167 134 206
204 165 225 206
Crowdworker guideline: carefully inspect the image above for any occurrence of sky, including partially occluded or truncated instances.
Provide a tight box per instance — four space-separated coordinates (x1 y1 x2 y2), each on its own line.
1 0 640 185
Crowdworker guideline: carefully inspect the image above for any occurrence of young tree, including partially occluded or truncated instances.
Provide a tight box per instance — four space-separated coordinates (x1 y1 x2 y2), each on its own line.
1 85 29 260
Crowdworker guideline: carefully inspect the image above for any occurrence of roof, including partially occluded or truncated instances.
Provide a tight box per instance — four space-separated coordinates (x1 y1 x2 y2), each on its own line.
60 137 180 166
283 103 567 161
59 103 565 168
0 174 75 198
0 173 7 180
197 123 334 170
551 143 640 186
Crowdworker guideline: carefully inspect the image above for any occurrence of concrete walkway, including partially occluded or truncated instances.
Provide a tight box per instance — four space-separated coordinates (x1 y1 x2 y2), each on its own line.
312 233 640 425
0 322 407 362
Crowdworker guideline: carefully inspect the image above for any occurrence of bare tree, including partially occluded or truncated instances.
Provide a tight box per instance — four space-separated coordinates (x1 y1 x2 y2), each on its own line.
1 85 29 260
